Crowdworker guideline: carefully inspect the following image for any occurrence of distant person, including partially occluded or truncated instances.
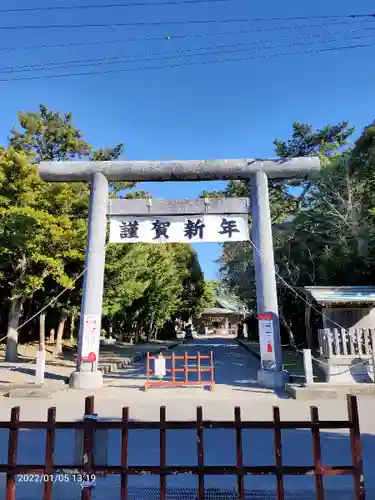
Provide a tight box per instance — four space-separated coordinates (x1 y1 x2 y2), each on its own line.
185 324 193 339
237 322 244 339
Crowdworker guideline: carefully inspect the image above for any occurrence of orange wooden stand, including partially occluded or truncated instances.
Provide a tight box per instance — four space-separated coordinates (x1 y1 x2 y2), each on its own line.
145 351 215 391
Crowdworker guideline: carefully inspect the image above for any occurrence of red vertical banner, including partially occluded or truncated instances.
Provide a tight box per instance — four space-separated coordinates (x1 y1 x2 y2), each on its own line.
82 314 100 362
258 313 276 365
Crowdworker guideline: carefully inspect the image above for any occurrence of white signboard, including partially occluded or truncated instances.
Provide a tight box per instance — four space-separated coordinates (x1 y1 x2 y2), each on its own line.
258 313 276 366
81 314 100 362
154 355 166 377
109 214 249 244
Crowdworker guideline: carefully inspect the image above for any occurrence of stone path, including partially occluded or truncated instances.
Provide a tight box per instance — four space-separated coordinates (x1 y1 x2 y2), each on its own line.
104 335 261 393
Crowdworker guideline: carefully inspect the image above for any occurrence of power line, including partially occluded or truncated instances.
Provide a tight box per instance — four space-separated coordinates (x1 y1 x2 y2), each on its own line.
2 28 374 74
1 19 374 52
1 13 374 30
0 0 273 14
0 266 87 344
0 40 372 83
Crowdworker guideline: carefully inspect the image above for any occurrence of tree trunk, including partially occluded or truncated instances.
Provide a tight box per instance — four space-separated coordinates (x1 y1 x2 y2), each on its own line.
279 306 296 348
55 313 68 356
304 297 314 353
39 312 46 351
237 323 244 339
0 301 8 324
152 325 158 342
5 298 23 362
49 328 55 344
70 314 76 341
135 326 140 344
147 313 155 342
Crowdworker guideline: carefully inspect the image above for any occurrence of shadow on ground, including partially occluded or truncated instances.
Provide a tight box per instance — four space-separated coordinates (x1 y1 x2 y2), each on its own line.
0 365 67 382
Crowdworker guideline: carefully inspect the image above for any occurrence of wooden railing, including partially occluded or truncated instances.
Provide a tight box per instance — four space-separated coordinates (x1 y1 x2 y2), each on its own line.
318 328 374 358
0 395 366 500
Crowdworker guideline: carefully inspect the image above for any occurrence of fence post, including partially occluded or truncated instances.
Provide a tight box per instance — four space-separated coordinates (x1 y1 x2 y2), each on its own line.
326 329 333 358
273 406 285 500
185 352 189 384
6 407 20 500
349 328 356 356
303 349 314 385
333 328 340 355
120 407 129 500
196 407 205 500
310 406 324 499
73 397 108 499
234 407 245 500
160 407 167 500
347 395 365 500
81 397 95 500
44 407 56 500
342 328 348 355
146 352 150 389
363 328 370 356
209 351 215 391
171 353 175 384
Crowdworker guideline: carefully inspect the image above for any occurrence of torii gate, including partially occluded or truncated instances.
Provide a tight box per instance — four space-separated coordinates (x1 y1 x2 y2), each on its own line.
38 157 320 390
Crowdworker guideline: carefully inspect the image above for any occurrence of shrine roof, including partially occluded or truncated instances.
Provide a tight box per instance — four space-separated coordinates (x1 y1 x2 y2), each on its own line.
202 307 240 316
201 295 249 316
304 286 375 306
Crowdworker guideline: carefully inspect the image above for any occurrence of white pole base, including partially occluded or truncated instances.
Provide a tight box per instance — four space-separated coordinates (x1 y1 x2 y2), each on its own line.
69 370 103 389
257 369 290 389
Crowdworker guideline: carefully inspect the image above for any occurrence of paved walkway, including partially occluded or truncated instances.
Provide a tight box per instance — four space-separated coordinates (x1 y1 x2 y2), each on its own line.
104 335 261 394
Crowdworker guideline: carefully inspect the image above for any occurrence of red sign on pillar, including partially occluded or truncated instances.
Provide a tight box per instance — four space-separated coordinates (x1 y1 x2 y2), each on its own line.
80 352 97 363
258 313 275 364
81 314 100 363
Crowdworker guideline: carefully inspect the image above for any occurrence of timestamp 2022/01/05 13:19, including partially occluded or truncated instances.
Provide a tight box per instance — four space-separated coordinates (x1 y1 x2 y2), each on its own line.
16 473 97 484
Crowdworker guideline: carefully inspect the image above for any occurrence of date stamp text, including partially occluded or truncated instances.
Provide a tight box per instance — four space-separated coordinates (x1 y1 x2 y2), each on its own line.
17 473 97 484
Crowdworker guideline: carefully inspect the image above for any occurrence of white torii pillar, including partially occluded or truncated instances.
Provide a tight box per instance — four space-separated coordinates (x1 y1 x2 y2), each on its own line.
38 157 320 389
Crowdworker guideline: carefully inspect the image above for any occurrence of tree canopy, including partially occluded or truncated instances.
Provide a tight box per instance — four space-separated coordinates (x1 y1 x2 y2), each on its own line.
214 119 375 346
0 105 208 360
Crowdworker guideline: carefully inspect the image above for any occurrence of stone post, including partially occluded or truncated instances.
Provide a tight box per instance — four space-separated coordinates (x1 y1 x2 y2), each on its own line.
69 172 108 389
249 171 289 389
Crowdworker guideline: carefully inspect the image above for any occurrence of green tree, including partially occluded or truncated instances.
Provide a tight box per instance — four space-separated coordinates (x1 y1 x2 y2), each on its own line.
1 105 120 359
9 104 91 161
201 279 222 308
216 120 366 347
0 105 209 359
0 148 78 359
102 242 207 342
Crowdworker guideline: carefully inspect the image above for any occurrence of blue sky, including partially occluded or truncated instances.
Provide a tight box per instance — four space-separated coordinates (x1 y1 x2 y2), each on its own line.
1 0 374 279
